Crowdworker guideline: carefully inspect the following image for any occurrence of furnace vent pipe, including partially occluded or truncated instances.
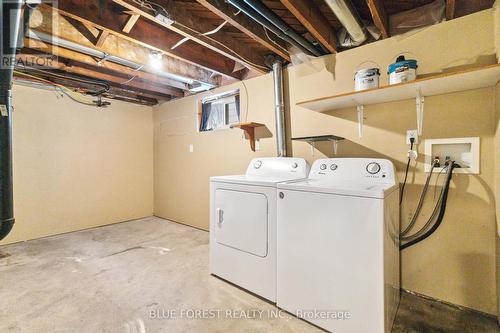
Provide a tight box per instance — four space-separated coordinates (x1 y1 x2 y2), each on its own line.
272 60 286 157
323 0 367 46
0 0 23 240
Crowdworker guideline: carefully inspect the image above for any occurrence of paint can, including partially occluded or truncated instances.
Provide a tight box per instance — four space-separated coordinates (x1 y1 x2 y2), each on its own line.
388 55 418 85
354 68 380 91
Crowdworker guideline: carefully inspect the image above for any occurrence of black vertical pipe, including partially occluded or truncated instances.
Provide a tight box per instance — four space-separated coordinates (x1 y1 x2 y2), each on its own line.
0 0 23 240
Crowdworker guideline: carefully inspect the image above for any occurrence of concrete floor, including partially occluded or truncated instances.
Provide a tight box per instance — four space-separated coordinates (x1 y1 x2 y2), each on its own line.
0 217 498 333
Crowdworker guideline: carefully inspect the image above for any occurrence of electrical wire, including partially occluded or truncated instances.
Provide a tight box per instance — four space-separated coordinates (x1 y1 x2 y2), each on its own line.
14 71 100 106
175 21 269 71
121 64 145 85
132 0 269 71
263 26 289 53
399 139 414 205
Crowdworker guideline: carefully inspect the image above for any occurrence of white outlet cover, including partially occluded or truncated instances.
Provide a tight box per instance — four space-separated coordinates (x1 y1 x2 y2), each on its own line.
189 144 194 153
406 129 419 145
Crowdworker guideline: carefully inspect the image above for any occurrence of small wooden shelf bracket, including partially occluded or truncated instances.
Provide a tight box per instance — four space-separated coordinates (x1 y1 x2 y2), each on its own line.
230 122 265 152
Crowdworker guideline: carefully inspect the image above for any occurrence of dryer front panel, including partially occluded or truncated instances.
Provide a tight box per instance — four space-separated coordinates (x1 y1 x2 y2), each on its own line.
214 189 268 257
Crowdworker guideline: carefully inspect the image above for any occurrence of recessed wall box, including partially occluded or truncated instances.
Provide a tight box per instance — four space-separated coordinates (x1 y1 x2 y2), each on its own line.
424 137 480 174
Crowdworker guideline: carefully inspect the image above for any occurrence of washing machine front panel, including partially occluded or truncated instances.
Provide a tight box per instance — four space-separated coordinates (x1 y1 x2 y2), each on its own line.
214 188 268 257
277 189 385 333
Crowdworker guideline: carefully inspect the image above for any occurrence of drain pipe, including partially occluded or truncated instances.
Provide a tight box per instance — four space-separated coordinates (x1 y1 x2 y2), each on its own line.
242 0 323 57
323 0 367 46
272 60 286 157
226 0 322 57
0 0 23 240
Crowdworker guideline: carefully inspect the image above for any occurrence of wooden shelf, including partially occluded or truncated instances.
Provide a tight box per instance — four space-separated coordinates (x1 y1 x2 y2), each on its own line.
230 122 265 152
297 64 500 112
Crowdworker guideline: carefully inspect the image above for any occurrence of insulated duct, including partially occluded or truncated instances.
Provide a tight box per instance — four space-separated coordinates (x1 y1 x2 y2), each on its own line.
226 0 323 57
272 60 286 157
0 0 23 240
323 0 367 47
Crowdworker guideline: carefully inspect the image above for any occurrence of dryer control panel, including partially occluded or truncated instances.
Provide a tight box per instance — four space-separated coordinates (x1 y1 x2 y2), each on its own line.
309 158 396 184
246 157 310 178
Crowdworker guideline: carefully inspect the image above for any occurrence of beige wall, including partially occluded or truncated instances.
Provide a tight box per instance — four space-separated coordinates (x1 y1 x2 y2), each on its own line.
1 84 154 245
154 10 499 314
495 82 500 320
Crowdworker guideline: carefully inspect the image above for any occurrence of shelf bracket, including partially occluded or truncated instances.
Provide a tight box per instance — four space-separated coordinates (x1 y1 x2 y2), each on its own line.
332 139 338 155
356 104 364 138
416 90 424 136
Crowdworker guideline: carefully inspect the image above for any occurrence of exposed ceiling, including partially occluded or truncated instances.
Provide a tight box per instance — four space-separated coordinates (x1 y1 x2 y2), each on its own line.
15 0 494 106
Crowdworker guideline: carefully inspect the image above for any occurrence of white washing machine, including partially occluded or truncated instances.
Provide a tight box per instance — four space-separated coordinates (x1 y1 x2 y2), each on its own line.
210 157 309 302
277 158 400 333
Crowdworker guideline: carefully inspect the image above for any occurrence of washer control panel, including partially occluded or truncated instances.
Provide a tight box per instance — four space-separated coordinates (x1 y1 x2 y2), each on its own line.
308 158 396 184
246 157 310 178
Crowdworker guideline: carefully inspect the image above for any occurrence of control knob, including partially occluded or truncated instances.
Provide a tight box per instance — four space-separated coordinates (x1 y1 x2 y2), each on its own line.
366 162 381 174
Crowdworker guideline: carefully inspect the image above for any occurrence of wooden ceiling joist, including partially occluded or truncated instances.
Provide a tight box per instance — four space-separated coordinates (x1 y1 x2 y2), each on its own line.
18 52 183 98
95 30 109 47
366 0 389 39
122 11 141 33
34 4 220 87
24 38 188 95
113 0 268 73
446 0 456 20
196 0 291 62
53 1 242 80
279 0 337 53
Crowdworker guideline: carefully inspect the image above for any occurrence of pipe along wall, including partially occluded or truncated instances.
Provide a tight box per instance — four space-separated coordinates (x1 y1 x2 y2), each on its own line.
0 0 23 240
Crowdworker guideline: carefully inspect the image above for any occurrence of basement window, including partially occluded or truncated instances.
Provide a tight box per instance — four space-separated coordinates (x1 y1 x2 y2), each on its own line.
199 89 240 132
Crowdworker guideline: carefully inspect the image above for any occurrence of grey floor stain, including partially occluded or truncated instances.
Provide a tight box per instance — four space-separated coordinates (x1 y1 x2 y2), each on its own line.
0 217 498 333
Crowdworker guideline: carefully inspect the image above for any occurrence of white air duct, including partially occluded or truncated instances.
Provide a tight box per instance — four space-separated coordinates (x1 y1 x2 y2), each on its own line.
324 0 367 46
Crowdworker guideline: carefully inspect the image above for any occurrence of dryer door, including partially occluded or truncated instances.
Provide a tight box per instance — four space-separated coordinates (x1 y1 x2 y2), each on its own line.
214 189 268 257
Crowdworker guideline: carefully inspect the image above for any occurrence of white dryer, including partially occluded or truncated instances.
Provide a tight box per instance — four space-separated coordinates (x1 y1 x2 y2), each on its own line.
277 158 400 333
210 157 309 302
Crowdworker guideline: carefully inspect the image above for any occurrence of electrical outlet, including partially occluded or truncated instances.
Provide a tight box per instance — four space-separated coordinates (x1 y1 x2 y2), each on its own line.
189 144 194 153
406 129 419 145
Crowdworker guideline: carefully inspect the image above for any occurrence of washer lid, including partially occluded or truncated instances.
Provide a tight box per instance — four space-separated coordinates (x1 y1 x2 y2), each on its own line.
278 179 398 199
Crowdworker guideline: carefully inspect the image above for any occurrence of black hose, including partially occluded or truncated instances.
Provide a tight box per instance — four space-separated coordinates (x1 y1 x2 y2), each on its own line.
16 66 110 96
399 140 414 205
241 0 323 56
400 163 457 250
226 0 321 57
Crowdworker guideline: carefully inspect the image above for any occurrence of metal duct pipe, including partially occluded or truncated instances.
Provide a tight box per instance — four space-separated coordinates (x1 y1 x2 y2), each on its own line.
226 0 322 57
323 0 367 46
27 30 214 90
0 0 23 240
242 0 323 57
272 60 286 157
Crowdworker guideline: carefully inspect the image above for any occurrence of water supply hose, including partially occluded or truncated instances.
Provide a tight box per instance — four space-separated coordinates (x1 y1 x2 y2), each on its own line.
400 162 458 250
400 161 439 236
